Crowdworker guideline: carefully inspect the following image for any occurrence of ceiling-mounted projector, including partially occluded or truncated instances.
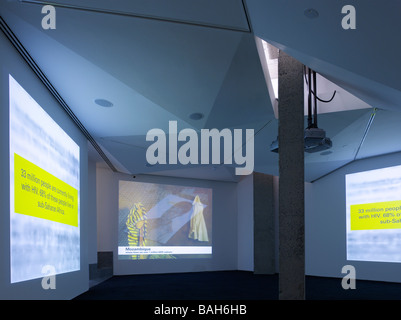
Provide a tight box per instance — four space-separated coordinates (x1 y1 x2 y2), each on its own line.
269 127 332 153
270 138 279 153
270 66 334 154
304 127 332 153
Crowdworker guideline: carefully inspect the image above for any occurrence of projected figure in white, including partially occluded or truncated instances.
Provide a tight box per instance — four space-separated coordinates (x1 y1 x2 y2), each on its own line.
188 195 209 242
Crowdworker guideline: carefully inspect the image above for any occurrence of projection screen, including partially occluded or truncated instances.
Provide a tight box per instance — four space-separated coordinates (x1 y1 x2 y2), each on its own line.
9 74 80 283
346 165 401 263
118 180 212 260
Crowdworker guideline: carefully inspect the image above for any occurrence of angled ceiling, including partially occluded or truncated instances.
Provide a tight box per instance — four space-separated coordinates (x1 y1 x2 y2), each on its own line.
1 0 400 182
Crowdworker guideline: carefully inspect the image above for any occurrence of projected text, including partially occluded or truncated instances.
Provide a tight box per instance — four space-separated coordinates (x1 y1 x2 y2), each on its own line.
14 153 78 227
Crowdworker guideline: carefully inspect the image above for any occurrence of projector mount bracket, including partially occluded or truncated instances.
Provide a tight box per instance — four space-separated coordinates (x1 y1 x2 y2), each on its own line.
270 66 335 153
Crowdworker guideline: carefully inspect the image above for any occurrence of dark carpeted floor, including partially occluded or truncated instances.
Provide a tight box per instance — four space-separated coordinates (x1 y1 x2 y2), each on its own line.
73 271 401 300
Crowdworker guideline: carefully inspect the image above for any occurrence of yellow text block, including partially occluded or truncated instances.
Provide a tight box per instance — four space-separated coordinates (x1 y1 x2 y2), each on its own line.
350 200 401 230
14 153 78 227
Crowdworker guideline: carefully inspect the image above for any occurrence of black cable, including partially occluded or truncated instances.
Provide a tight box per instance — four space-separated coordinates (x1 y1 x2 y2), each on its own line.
313 70 318 128
307 67 312 128
303 66 337 103
316 90 337 103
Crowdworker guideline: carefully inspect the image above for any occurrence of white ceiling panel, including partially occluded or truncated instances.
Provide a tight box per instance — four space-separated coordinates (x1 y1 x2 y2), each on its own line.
22 0 250 31
1 1 400 182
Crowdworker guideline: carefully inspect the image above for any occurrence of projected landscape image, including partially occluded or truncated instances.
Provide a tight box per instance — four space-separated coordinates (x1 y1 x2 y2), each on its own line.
118 181 212 260
346 165 401 263
9 75 80 283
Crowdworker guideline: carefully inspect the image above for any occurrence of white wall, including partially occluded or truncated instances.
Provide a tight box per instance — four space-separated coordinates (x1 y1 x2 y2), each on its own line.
87 158 98 264
96 167 239 275
96 165 116 253
306 152 401 283
237 174 254 271
0 31 89 299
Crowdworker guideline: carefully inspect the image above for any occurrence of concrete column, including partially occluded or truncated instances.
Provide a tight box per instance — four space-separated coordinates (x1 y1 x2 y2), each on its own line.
253 172 275 274
278 51 305 300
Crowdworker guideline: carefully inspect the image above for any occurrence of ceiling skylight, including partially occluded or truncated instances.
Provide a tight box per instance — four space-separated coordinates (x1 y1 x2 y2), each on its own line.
255 36 372 118
260 39 279 99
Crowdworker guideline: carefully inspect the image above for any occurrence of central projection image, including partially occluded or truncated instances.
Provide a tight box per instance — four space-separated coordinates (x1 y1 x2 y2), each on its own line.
118 181 212 260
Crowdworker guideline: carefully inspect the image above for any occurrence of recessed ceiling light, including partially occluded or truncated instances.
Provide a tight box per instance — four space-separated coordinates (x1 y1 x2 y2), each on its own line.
94 98 113 108
304 8 319 19
189 112 204 120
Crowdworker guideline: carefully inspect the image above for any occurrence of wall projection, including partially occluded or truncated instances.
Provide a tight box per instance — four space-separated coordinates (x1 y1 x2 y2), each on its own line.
346 165 401 263
118 181 212 259
9 75 80 283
